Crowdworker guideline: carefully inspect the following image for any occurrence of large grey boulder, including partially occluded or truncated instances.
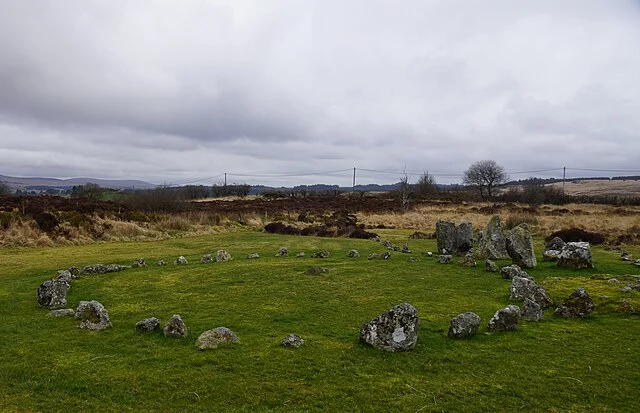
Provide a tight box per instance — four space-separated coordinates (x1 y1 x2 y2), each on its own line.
506 224 537 268
487 305 520 332
455 222 474 254
75 300 112 331
135 317 161 332
500 264 531 280
37 280 69 309
477 215 509 260
196 327 239 350
163 314 188 337
216 250 232 262
436 221 456 255
554 288 594 318
360 303 420 352
543 237 566 261
556 242 593 269
281 333 305 348
448 312 481 339
520 298 544 322
509 276 553 308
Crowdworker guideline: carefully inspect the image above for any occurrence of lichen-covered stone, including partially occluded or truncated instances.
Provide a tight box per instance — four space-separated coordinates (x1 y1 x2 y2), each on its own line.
477 215 509 260
347 249 360 258
75 300 112 331
460 251 476 267
500 264 531 280
175 256 188 265
200 254 213 264
311 249 330 258
360 303 420 352
543 237 566 261
487 305 520 332
281 333 305 348
37 280 68 309
276 247 289 257
135 317 161 332
554 288 594 318
82 263 128 275
436 221 456 256
521 298 543 322
163 314 188 337
485 259 498 272
216 250 232 262
438 254 453 264
509 276 553 308
67 266 81 278
506 224 537 268
448 312 481 339
455 222 474 254
246 253 260 259
556 242 593 269
401 242 411 254
196 327 239 350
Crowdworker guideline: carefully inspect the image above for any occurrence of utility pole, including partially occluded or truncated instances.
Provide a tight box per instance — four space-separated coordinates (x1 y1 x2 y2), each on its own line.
352 167 356 193
562 167 566 197
224 173 227 187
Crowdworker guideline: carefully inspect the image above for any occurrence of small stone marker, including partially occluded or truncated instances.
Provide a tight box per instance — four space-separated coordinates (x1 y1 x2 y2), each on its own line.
216 250 232 262
48 308 75 317
360 303 420 352
135 317 161 332
163 314 188 337
448 312 481 339
346 249 360 258
246 253 260 259
296 252 305 258
312 249 330 258
75 300 112 331
485 259 498 272
520 298 543 322
156 260 167 266
200 254 213 264
500 264 531 280
306 266 329 275
131 258 146 268
276 247 289 257
175 256 188 265
281 333 305 348
196 327 239 350
438 254 453 264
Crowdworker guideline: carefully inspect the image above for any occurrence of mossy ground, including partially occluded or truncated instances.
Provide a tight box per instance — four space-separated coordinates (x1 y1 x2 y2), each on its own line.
1 231 639 412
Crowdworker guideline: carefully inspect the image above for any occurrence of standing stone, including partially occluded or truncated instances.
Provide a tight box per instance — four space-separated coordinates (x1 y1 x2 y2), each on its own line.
543 237 566 261
554 288 595 318
448 312 481 339
360 303 420 352
347 249 360 258
436 221 456 257
487 305 520 332
163 314 188 337
506 224 537 268
556 242 593 269
521 298 544 321
75 300 112 331
477 215 509 260
200 254 213 264
438 255 453 264
135 317 161 332
455 222 474 254
281 333 305 348
216 250 232 262
175 256 188 265
37 280 69 309
500 264 531 280
196 327 239 350
485 259 498 272
276 247 289 257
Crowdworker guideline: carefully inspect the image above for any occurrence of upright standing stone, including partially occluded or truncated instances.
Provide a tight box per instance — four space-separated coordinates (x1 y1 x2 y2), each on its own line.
163 314 188 337
506 224 537 268
37 280 69 309
360 303 420 352
436 221 456 256
455 222 474 254
477 215 509 259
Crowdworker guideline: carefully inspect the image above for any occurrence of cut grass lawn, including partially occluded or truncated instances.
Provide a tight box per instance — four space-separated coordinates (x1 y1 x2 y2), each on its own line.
1 231 640 412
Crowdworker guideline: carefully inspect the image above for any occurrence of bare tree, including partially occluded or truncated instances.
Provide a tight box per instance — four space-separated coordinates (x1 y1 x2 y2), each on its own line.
462 160 507 200
399 170 410 211
414 171 438 199
0 181 11 196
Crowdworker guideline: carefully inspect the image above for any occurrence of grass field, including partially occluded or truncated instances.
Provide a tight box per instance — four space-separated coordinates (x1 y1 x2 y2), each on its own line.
1 230 640 412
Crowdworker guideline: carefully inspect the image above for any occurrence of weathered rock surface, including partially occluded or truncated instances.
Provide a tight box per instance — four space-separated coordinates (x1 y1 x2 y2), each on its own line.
556 242 593 269
438 254 453 264
281 333 305 348
436 221 456 256
295 252 305 258
448 312 481 339
216 250 232 262
200 254 213 264
485 259 498 272
37 280 69 309
48 308 75 317
360 303 420 352
509 276 553 308
460 251 477 267
156 260 167 266
543 237 566 261
131 258 146 268
306 266 329 275
82 263 128 274
312 249 330 258
500 264 531 280
487 305 520 332
347 249 360 258
135 317 161 332
455 222 474 254
246 253 260 259
506 224 537 268
477 215 509 260
53 270 72 291
401 242 411 254
163 314 188 337
196 327 239 350
520 298 544 321
175 256 188 265
554 288 594 318
276 247 289 257
67 266 81 278
75 300 112 331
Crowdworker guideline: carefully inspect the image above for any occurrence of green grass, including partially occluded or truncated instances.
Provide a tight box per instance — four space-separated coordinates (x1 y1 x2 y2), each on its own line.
1 232 640 412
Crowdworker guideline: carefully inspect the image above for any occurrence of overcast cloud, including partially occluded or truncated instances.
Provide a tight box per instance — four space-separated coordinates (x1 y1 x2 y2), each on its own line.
1 0 639 186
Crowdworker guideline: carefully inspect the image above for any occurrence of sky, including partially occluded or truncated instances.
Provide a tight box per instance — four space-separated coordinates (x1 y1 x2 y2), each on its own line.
1 0 639 187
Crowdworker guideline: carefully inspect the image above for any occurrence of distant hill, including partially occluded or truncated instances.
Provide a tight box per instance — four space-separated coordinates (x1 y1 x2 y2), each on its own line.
0 174 156 190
